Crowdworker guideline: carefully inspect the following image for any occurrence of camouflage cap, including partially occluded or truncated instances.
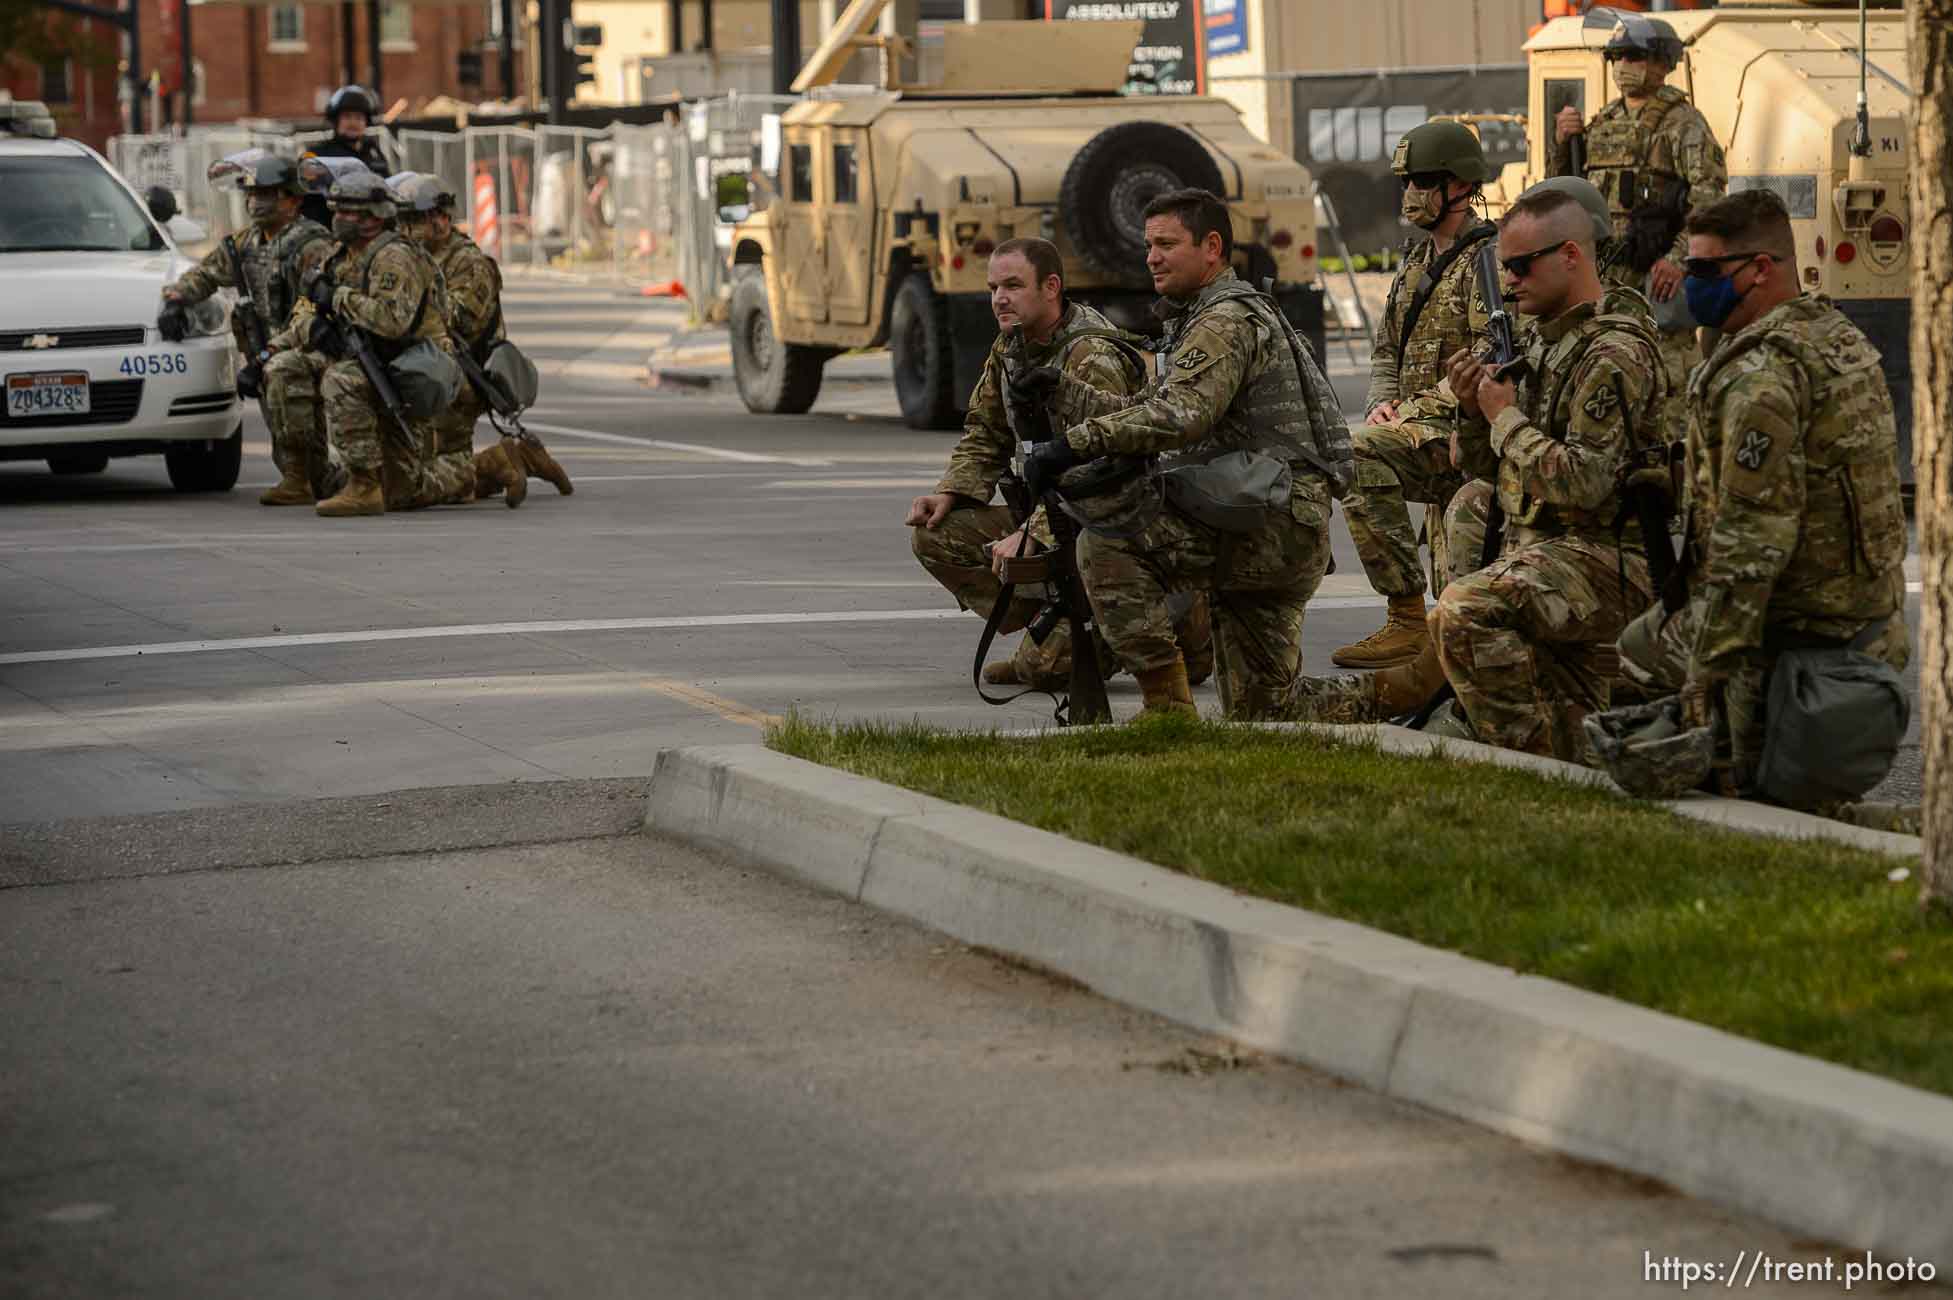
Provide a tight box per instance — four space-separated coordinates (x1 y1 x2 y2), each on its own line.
1583 696 1715 799
1517 176 1613 244
1391 121 1491 184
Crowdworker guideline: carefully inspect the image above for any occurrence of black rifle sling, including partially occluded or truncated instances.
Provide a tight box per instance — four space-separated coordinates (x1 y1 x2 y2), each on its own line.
1395 222 1497 372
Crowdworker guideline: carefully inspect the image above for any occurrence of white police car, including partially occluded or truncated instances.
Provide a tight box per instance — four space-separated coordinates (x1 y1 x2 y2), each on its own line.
0 98 242 490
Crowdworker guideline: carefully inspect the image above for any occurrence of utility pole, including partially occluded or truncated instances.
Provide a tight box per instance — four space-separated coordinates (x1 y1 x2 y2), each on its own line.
770 0 800 95
365 0 383 105
499 0 516 96
670 0 684 53
180 0 193 126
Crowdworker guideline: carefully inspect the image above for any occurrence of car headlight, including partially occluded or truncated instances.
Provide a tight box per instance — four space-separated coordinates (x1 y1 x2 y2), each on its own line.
182 296 229 337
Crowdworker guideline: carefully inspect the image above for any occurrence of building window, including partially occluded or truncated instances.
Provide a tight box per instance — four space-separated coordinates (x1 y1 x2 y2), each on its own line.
270 4 305 47
40 59 71 105
380 2 416 50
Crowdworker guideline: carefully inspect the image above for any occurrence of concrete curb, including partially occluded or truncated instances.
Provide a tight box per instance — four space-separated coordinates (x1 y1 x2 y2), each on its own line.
646 742 1953 1262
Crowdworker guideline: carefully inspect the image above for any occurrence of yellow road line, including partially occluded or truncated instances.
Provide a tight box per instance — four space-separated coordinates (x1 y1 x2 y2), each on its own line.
640 677 780 729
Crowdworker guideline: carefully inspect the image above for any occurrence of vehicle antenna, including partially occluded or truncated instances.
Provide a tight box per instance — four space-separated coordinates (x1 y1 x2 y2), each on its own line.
1850 0 1871 158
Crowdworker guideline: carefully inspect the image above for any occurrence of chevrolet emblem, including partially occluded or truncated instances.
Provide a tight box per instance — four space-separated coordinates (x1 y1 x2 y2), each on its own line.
24 333 60 349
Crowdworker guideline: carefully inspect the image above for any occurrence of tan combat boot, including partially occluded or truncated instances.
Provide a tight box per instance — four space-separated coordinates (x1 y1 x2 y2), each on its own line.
1133 658 1198 720
258 467 313 506
315 469 385 517
518 438 573 495
1331 594 1431 669
1371 641 1447 716
487 438 528 508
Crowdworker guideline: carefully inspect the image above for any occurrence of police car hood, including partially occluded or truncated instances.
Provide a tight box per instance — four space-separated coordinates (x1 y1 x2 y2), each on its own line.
2 251 193 331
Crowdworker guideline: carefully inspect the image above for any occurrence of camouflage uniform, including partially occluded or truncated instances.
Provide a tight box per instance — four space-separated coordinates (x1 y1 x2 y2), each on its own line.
1617 295 1909 799
1060 269 1352 719
419 228 503 505
169 217 333 489
1554 85 1727 427
1350 220 1496 597
277 232 445 494
1428 287 1668 759
913 302 1144 683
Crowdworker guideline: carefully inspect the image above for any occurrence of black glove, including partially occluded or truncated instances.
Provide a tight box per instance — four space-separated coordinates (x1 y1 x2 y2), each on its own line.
156 302 190 343
1007 364 1064 405
236 362 264 401
1021 438 1083 499
306 274 337 314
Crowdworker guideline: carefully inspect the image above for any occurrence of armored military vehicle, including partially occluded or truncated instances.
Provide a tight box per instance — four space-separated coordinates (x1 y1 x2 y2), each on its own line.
1502 1 1916 473
727 3 1323 430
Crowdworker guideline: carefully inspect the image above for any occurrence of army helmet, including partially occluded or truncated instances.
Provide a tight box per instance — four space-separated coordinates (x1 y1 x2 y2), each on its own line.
1602 14 1684 68
1583 696 1715 800
327 169 396 221
1517 175 1613 244
1391 120 1491 185
387 171 457 215
207 148 302 195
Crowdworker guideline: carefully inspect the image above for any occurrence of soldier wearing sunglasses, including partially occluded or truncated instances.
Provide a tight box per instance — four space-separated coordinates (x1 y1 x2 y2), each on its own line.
1283 180 1667 758
1616 189 1909 808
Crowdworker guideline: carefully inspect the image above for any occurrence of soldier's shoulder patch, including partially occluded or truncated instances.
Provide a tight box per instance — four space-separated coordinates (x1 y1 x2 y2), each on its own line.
1733 429 1773 472
1582 383 1620 421
1175 347 1210 371
377 269 401 292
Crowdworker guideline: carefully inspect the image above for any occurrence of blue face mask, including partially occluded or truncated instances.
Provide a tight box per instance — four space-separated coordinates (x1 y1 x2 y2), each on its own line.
1683 268 1748 329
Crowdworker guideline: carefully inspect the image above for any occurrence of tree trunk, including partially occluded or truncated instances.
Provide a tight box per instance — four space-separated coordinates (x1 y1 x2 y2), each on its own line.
1913 2 1953 918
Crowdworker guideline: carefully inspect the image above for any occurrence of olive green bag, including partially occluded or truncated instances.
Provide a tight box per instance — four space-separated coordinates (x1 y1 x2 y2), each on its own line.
388 339 464 421
1754 623 1908 807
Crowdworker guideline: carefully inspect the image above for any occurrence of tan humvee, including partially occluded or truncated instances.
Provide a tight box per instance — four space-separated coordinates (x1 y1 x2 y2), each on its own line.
1489 0 1915 474
727 1 1322 430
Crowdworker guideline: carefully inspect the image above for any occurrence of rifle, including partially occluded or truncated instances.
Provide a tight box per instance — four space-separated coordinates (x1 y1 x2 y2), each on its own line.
220 235 274 400
973 329 1113 726
1402 242 1521 731
306 254 415 441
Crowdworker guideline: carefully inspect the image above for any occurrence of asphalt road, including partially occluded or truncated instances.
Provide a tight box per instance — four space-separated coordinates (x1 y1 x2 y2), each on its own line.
0 278 1921 819
0 787 1861 1300
0 278 1931 1297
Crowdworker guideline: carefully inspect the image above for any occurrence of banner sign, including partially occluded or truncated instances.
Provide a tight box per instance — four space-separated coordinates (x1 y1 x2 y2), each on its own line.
1202 0 1247 58
1045 0 1205 96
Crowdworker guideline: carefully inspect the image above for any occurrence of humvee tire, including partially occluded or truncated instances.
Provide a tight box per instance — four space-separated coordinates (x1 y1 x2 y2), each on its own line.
1061 122 1227 283
890 274 960 431
731 269 826 415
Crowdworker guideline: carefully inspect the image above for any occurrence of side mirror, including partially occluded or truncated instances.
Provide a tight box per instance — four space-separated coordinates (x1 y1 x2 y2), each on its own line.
166 214 207 244
146 185 179 223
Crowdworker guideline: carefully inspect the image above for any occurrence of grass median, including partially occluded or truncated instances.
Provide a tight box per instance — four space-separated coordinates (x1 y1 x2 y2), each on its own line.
768 714 1952 1098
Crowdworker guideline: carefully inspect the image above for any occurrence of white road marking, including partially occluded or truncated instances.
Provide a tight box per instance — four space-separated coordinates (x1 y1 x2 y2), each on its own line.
764 478 937 489
522 421 833 466
0 609 962 666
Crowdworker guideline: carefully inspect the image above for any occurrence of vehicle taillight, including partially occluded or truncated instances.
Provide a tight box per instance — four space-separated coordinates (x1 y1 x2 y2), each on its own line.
1835 241 1857 265
951 254 966 270
1869 215 1905 246
1299 244 1316 259
1270 229 1293 249
971 237 995 256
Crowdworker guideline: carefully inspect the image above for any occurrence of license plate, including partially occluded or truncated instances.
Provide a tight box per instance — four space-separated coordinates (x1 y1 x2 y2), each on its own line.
6 372 90 418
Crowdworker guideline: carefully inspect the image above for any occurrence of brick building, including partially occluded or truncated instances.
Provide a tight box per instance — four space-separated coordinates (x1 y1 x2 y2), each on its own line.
4 1 519 153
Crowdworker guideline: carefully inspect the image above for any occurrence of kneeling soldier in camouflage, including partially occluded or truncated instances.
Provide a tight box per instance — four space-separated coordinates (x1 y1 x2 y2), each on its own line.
1614 189 1910 807
907 237 1209 690
164 154 334 505
270 172 442 516
1018 190 1350 719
